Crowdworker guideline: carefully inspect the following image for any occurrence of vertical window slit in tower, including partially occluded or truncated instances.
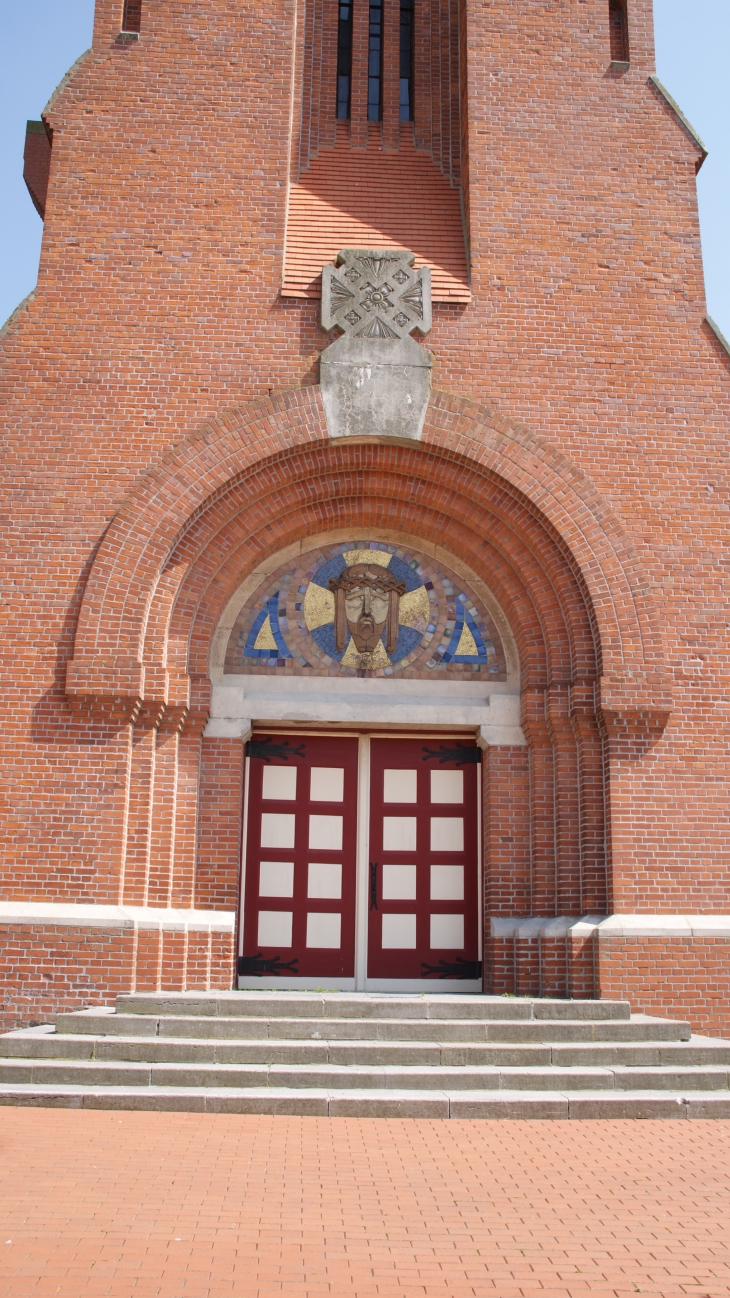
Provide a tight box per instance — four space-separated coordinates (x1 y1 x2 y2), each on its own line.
336 0 353 119
399 0 414 121
608 0 628 62
122 0 142 33
368 0 383 122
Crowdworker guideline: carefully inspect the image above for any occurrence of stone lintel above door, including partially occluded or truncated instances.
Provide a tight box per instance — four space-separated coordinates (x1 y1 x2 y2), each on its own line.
204 677 525 741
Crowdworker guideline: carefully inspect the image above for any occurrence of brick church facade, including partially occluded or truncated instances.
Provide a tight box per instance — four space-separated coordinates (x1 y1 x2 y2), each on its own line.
1 0 729 1033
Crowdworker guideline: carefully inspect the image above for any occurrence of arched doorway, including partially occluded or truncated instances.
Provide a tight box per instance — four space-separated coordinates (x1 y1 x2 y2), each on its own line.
65 388 670 996
213 532 521 990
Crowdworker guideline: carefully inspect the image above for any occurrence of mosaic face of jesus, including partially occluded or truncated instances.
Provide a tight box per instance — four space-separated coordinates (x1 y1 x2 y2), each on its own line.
345 581 390 651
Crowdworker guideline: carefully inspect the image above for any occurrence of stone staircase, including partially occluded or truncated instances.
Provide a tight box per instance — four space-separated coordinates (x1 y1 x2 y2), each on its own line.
2 992 730 1119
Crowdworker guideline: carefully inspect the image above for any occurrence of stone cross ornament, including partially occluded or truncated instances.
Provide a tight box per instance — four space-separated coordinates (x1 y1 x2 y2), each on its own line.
322 249 432 340
319 247 434 442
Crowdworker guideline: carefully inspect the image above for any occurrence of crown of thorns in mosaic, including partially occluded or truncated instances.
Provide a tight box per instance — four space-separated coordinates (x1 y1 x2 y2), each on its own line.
329 562 407 655
321 248 432 339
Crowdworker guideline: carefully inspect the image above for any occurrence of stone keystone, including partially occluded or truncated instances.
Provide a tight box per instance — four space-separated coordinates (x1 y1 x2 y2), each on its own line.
319 248 433 441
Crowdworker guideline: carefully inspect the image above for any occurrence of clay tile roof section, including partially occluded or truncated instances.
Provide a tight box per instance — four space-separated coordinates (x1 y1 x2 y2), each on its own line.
283 125 470 303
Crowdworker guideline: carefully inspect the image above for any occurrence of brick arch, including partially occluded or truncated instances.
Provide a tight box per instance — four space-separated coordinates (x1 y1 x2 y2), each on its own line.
78 386 672 936
167 467 574 690
161 467 600 920
67 385 670 726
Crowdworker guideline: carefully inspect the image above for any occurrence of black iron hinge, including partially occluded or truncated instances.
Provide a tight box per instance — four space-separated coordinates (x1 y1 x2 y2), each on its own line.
238 952 300 976
421 958 483 980
421 744 481 765
246 738 306 763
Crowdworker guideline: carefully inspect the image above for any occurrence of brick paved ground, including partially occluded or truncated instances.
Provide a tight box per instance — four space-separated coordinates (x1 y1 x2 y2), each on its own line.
0 1111 729 1297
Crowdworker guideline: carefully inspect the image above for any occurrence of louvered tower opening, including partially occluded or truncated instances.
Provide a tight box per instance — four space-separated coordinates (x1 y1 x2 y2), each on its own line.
287 0 470 303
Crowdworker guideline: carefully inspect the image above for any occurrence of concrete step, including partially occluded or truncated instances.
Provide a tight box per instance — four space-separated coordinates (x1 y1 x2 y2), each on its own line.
1 1032 725 1069
0 1084 728 1120
53 1010 690 1044
115 992 633 1022
0 1055 728 1092
2 989 726 1117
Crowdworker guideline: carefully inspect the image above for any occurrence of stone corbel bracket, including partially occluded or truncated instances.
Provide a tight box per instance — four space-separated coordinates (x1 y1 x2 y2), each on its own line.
320 248 433 441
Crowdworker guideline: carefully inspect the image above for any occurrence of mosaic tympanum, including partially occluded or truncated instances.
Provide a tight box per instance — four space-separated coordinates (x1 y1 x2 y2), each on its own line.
224 541 507 680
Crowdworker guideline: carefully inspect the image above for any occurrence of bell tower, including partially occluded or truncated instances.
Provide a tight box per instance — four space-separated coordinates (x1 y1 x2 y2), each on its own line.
1 0 729 1032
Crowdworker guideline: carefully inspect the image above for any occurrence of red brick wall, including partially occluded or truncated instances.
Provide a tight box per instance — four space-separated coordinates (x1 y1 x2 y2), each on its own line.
0 0 728 1023
486 931 730 1034
196 738 244 912
297 0 338 172
597 936 730 1038
483 746 531 916
0 925 135 1033
0 924 235 1033
486 926 599 1001
411 0 462 184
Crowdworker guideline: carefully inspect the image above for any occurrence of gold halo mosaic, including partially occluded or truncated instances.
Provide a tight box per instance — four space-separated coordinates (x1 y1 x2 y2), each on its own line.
224 541 507 680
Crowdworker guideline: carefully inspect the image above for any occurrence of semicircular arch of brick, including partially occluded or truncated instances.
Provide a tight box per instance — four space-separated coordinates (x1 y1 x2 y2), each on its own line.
66 385 670 722
162 456 580 717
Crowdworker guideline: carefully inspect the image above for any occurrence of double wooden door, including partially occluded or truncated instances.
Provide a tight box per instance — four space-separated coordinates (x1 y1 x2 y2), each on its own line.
239 733 481 986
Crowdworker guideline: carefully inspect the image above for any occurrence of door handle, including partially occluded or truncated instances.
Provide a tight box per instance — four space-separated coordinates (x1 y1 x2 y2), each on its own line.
369 861 378 911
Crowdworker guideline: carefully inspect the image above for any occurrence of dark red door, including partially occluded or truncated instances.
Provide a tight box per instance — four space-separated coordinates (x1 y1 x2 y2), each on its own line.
367 737 481 980
240 733 359 978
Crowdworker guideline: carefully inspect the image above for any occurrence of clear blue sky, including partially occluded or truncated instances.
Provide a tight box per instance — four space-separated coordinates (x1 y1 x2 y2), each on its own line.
1 1 728 337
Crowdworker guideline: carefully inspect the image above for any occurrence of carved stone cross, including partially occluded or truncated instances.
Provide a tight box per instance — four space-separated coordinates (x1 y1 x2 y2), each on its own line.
319 248 433 442
322 249 432 340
